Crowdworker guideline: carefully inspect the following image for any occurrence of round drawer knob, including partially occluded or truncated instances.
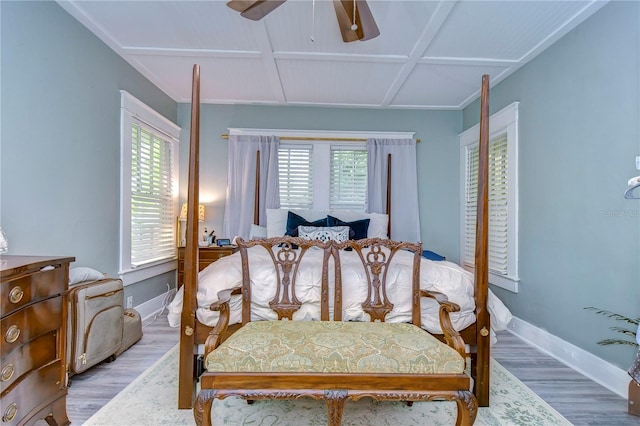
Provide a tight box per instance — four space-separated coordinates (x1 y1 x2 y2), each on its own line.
5 325 20 344
9 286 24 304
2 403 17 422
0 364 14 382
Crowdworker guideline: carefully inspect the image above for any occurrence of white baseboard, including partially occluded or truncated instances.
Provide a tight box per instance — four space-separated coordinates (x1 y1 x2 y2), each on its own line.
134 288 175 321
508 316 630 398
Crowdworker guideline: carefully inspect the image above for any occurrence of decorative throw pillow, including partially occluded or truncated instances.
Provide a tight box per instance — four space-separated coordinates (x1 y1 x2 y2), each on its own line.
285 211 328 237
298 226 350 243
326 215 370 240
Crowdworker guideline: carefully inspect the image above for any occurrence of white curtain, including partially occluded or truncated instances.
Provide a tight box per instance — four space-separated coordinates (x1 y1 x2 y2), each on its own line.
367 138 421 243
223 135 280 240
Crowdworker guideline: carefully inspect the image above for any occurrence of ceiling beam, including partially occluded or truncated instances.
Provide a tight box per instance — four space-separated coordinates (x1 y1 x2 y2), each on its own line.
251 20 287 104
380 0 457 108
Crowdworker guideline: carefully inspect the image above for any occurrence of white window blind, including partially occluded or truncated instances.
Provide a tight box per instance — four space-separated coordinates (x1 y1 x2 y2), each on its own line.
130 123 176 267
329 147 368 211
278 145 313 210
120 90 179 285
459 102 519 292
463 135 508 274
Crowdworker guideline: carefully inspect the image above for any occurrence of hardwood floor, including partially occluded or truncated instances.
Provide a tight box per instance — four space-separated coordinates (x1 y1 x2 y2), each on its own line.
66 312 179 424
492 331 640 425
66 315 640 425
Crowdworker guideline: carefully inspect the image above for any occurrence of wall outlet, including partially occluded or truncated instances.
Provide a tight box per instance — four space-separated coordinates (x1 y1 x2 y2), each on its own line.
126 296 133 309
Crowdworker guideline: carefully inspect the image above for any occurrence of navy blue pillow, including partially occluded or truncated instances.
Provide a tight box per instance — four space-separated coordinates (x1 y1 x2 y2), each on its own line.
285 211 327 237
326 215 370 240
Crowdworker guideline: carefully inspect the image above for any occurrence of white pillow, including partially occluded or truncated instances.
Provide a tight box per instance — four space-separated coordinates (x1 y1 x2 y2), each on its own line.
298 226 350 243
69 267 105 285
266 208 291 238
249 224 267 240
266 208 389 239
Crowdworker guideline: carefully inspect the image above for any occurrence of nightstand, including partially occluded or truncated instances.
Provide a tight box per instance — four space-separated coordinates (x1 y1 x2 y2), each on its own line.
177 246 238 288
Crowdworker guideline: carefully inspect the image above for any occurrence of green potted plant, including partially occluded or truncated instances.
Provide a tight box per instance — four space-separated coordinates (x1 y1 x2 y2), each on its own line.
586 307 640 416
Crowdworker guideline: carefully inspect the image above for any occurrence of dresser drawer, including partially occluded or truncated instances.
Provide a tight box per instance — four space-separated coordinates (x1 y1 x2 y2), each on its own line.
1 267 66 317
1 297 62 358
0 360 65 426
0 332 57 393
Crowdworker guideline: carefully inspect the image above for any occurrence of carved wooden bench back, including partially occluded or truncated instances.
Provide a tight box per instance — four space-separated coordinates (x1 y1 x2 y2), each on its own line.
333 238 422 325
237 237 332 324
237 237 423 326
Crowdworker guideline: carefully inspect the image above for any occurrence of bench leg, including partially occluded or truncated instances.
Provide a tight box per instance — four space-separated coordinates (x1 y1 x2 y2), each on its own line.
454 391 478 426
194 389 217 426
324 390 348 426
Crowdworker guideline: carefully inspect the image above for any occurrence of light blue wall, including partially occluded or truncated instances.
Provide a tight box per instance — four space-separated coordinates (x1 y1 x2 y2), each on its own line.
464 1 640 369
1 1 178 305
176 104 462 261
5 0 635 373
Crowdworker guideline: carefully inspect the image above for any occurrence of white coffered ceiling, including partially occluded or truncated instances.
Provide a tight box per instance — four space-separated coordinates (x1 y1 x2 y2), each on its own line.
58 0 607 109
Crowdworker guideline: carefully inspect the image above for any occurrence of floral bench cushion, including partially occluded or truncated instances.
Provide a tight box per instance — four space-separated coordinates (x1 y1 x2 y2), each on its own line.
205 321 464 374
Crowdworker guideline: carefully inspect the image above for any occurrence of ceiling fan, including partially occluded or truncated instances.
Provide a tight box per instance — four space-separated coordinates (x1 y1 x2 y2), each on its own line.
226 0 380 42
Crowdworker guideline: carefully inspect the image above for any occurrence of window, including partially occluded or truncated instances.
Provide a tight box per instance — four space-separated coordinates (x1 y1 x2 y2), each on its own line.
329 148 368 211
228 128 415 215
460 102 519 292
278 145 313 210
278 142 368 212
119 91 180 285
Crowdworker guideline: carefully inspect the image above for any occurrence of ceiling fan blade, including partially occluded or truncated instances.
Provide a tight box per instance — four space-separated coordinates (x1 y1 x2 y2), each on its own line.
333 0 380 42
227 0 287 21
353 0 379 41
333 0 359 42
226 1 257 13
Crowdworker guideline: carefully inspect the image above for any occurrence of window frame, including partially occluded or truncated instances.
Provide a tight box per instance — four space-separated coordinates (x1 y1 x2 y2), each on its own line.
459 102 520 293
119 91 180 286
279 141 369 211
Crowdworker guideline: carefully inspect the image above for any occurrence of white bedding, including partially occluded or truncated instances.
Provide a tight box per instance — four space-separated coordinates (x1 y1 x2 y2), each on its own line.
167 247 512 343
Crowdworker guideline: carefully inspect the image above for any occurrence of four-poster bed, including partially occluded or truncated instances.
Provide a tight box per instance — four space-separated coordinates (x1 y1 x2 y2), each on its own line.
177 64 494 416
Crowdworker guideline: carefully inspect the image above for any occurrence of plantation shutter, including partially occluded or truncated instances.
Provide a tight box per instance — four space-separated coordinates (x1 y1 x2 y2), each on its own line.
278 145 313 209
463 134 509 274
130 123 176 267
329 147 368 211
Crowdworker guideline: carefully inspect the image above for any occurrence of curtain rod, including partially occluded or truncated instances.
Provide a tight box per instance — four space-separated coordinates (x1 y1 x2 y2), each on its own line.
220 134 421 143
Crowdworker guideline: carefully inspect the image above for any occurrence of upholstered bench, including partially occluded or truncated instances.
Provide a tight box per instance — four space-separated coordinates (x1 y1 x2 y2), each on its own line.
206 321 464 374
193 237 477 426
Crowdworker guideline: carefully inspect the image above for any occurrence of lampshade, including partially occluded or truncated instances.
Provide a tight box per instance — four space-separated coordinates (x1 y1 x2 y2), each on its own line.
179 203 205 222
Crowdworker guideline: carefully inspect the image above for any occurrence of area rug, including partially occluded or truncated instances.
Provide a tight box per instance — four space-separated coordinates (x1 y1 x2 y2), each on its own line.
84 344 571 426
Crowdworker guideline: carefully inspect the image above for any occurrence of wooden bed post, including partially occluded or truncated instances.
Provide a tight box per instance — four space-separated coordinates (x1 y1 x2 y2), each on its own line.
254 150 261 225
386 153 391 238
178 64 201 409
474 74 491 407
